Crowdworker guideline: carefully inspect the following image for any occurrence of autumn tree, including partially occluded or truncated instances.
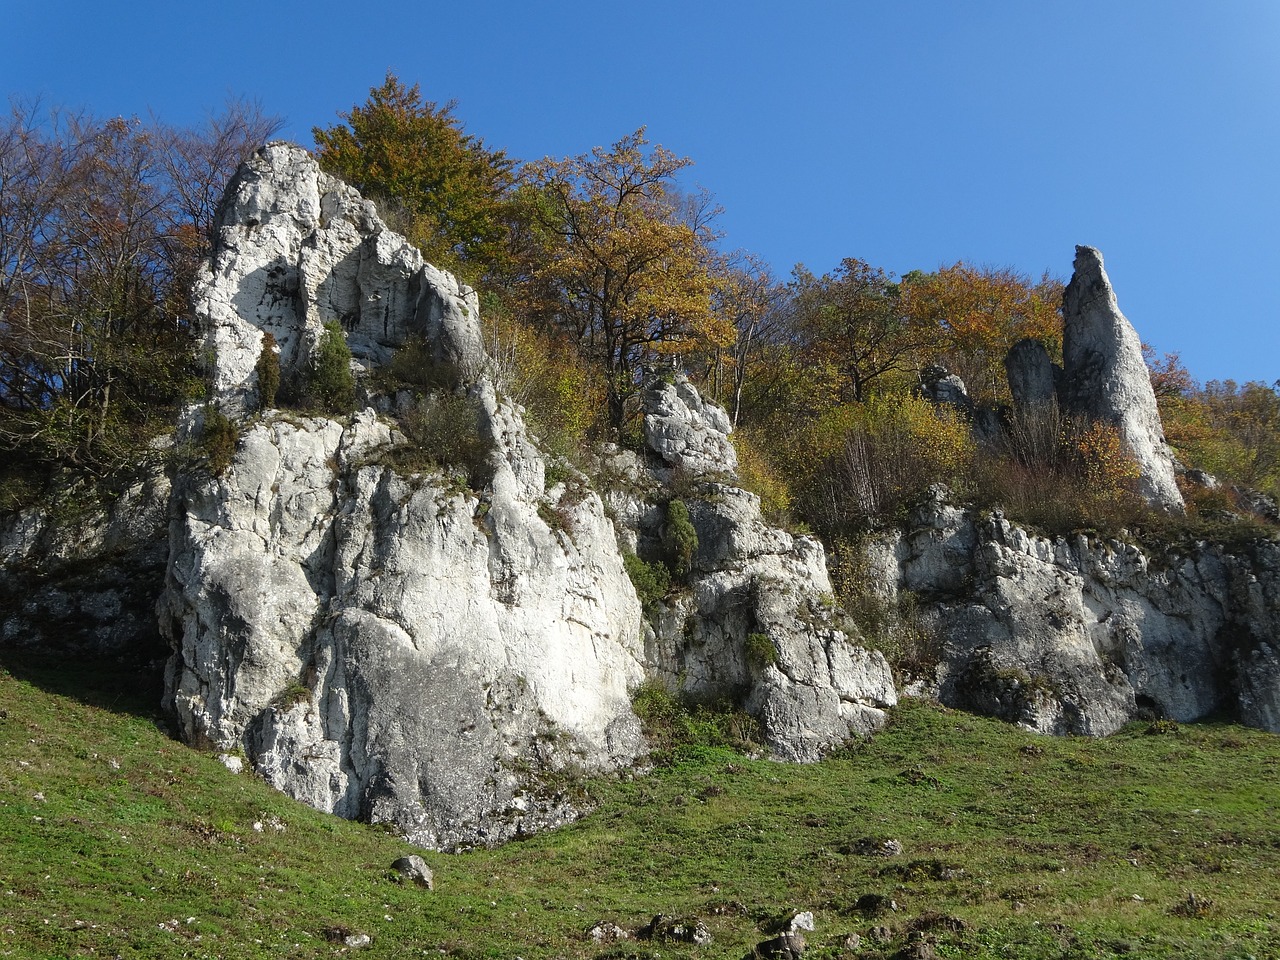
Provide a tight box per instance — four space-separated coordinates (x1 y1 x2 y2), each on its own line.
0 99 279 481
786 257 934 404
517 128 729 430
313 73 514 279
155 96 282 288
708 251 785 427
901 263 1063 402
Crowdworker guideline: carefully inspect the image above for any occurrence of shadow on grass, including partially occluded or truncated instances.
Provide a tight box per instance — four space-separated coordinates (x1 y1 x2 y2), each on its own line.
0 647 171 730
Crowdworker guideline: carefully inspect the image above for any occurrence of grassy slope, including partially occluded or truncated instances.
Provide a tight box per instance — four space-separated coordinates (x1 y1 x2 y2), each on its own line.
1 656 1277 960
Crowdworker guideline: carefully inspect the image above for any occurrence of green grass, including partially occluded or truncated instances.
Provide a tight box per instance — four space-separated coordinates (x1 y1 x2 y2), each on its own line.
1 655 1278 959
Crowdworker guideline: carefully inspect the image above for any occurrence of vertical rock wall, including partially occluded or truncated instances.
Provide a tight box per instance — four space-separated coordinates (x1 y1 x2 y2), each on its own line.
1060 245 1184 512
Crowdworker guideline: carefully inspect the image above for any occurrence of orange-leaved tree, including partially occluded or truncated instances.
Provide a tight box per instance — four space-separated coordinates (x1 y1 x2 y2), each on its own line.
516 128 729 431
902 262 1063 403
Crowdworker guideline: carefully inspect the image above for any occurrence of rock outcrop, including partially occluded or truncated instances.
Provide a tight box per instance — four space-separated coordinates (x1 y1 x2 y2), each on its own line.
197 141 485 416
1003 338 1059 409
864 491 1280 735
163 144 646 848
160 143 895 847
0 472 170 659
1059 245 1184 512
604 376 896 762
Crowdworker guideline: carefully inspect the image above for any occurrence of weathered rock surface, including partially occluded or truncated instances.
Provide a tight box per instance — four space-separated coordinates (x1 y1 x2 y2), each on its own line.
1004 338 1059 409
641 377 738 475
163 144 647 849
604 376 897 762
865 490 1280 734
918 365 972 413
1060 245 1184 512
161 143 894 849
198 141 484 415
0 471 170 658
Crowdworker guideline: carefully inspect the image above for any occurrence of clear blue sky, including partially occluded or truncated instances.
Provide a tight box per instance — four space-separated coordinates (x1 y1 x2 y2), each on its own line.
6 0 1278 386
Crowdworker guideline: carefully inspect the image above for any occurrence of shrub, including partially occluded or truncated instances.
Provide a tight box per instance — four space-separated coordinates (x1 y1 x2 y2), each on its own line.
663 499 699 578
623 552 670 609
255 332 280 411
732 428 794 526
487 309 606 461
306 321 355 414
395 392 492 489
799 394 975 538
382 336 460 393
200 407 240 476
744 632 778 671
629 680 762 756
977 403 1146 537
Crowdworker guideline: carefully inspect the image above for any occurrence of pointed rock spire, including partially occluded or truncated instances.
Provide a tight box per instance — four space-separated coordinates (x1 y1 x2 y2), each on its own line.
1060 245 1184 512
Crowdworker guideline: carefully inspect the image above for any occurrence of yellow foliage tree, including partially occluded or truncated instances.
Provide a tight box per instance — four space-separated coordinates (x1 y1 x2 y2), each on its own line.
902 263 1063 402
516 129 730 431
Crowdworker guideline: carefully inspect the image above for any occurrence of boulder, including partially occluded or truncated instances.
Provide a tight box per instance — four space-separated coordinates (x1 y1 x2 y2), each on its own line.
918 365 972 412
642 375 738 475
390 855 434 889
1004 338 1059 409
1060 246 1183 512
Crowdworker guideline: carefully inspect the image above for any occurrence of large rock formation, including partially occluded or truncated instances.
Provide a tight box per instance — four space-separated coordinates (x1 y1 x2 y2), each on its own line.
160 143 895 847
605 377 896 762
864 492 1280 735
1059 246 1184 512
163 143 646 848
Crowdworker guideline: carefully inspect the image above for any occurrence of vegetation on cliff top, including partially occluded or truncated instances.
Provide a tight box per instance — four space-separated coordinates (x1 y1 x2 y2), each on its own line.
4 73 1278 557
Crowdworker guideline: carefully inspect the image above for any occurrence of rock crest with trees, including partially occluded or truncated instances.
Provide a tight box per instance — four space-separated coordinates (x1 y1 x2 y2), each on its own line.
159 143 897 847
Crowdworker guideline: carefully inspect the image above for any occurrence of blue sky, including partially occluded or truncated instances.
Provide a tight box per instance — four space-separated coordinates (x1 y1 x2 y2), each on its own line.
6 1 1279 386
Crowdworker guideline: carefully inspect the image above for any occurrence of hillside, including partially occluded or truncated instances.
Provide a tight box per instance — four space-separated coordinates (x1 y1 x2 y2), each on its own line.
3 653 1279 960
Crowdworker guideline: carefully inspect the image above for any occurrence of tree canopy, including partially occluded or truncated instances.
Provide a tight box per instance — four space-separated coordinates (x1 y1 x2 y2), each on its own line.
0 98 280 484
516 128 730 430
313 73 514 280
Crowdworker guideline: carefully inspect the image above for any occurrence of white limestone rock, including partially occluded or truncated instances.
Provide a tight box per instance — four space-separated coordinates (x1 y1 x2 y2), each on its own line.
1060 246 1184 512
642 377 738 475
161 402 648 848
196 142 484 415
164 144 646 848
615 377 897 761
866 496 1280 735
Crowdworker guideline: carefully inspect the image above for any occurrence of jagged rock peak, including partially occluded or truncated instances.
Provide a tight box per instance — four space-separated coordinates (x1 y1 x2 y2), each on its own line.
1061 245 1184 512
196 141 485 415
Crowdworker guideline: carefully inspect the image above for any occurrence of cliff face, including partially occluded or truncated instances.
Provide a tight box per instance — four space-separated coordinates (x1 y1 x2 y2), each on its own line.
157 143 895 848
864 492 1280 735
5 149 1274 849
613 378 897 762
